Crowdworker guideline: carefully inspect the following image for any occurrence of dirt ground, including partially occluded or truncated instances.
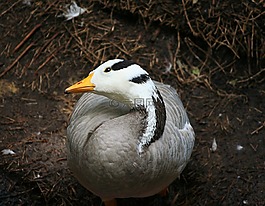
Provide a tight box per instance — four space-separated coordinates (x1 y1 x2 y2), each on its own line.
0 1 264 206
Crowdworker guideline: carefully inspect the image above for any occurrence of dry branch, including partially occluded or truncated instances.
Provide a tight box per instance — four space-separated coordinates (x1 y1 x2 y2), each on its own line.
0 42 35 78
96 0 264 67
13 24 42 54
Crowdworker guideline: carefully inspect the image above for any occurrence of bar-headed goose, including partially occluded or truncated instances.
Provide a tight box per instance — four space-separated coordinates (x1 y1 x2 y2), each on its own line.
65 59 195 206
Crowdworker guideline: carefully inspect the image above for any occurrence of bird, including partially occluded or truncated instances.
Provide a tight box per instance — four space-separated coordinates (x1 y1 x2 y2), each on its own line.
65 59 195 206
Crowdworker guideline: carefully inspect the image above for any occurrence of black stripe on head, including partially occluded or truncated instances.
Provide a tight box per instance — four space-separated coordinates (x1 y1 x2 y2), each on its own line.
111 60 135 71
130 74 150 84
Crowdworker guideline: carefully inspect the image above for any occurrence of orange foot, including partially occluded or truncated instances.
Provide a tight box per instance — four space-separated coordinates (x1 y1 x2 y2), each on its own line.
104 199 117 206
158 187 169 197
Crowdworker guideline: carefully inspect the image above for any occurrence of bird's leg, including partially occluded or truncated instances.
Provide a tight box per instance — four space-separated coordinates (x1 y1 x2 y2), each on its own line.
158 187 169 197
104 199 117 206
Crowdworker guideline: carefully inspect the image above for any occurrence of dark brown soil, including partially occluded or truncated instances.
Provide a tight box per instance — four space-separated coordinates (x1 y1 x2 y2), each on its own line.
0 1 264 206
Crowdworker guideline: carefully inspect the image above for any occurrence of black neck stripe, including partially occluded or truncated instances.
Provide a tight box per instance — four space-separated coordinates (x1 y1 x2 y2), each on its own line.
136 89 166 153
111 60 135 71
130 74 150 84
150 90 166 144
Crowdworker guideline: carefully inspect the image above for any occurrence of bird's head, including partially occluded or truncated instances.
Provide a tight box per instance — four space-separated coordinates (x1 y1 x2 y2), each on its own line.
65 59 157 107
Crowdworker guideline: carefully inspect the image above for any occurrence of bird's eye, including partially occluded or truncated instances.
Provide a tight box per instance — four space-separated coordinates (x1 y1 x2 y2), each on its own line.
104 67 111 73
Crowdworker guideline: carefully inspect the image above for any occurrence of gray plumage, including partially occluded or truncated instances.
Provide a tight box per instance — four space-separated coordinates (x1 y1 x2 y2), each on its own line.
67 81 195 201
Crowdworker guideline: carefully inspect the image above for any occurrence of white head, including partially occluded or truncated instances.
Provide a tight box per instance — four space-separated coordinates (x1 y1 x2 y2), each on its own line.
65 59 157 107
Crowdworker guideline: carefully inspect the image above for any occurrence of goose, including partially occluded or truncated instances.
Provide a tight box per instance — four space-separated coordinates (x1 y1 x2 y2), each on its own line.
65 59 195 206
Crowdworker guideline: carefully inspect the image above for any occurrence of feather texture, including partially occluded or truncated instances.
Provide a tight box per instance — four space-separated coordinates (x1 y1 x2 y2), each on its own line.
67 80 195 201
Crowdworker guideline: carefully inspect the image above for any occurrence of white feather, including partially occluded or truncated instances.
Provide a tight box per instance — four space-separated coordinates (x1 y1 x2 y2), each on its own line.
2 149 15 155
137 102 157 154
59 1 86 21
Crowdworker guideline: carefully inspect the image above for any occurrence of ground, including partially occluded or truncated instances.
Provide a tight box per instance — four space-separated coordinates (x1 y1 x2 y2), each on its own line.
0 1 264 206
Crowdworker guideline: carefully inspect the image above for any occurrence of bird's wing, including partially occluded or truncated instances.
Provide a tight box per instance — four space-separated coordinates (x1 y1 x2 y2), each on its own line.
154 81 195 163
154 81 190 129
67 93 130 145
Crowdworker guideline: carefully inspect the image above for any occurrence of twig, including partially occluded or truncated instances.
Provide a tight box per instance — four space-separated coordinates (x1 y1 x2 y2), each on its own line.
0 187 36 199
181 0 199 36
251 121 265 135
34 46 63 75
24 32 60 71
63 24 99 61
13 24 41 54
0 0 22 17
0 42 35 78
0 116 16 124
184 37 226 73
110 42 131 56
236 68 265 84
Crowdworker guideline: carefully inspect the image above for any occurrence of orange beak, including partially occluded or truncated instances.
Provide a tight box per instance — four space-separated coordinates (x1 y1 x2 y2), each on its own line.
65 72 95 94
